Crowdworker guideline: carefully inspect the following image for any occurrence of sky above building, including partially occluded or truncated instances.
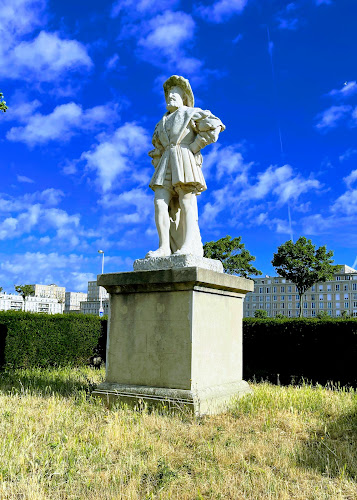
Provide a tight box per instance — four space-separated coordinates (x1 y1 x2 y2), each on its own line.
0 0 356 292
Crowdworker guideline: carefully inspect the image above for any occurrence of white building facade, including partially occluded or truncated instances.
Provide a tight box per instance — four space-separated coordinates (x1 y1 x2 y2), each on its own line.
244 265 357 318
29 283 66 302
0 293 63 314
65 292 88 312
79 281 109 316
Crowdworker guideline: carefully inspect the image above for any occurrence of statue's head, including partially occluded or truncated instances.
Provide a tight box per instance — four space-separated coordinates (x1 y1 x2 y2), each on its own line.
163 75 194 112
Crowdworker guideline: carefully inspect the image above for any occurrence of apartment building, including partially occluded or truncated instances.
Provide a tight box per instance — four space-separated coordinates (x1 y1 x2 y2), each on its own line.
0 293 62 314
79 281 109 315
29 283 66 302
244 265 357 318
64 292 88 312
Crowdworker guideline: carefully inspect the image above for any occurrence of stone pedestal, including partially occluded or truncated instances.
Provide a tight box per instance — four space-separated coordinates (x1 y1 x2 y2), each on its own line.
93 266 254 415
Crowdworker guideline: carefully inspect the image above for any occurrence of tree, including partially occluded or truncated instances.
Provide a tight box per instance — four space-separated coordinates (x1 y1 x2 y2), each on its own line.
0 92 8 113
317 311 331 320
203 235 262 278
272 237 340 318
0 287 3 294
254 309 268 318
15 285 35 311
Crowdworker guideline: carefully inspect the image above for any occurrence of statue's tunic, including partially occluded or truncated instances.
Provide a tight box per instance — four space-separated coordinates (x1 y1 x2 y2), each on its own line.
149 106 225 195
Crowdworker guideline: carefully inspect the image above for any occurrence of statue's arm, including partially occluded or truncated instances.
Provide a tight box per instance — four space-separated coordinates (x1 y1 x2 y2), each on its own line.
148 126 164 168
189 109 225 154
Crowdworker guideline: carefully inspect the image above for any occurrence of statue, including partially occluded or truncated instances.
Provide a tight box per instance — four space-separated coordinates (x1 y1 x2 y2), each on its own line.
146 75 225 258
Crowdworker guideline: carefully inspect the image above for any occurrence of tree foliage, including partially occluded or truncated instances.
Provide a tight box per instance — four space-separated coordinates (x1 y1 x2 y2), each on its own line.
0 92 8 113
272 236 340 317
203 235 262 278
254 309 268 318
14 284 35 302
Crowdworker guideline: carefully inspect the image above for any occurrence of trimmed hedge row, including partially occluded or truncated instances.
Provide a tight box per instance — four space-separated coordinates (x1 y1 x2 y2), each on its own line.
243 318 357 386
0 311 107 368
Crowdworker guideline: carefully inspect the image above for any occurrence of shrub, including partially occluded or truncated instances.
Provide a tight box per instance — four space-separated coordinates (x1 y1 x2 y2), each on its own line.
243 317 357 386
0 311 106 368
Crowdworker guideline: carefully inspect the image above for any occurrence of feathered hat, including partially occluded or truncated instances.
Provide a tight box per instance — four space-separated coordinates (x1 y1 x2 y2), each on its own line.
163 75 194 107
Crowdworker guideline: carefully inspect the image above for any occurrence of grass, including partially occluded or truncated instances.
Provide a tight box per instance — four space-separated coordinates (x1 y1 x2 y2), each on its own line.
0 367 356 499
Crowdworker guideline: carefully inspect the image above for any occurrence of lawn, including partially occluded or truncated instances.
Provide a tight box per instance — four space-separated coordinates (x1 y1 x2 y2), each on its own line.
0 367 356 499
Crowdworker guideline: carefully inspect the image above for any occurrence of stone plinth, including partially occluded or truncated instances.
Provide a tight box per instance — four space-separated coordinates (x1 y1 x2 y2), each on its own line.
93 267 254 414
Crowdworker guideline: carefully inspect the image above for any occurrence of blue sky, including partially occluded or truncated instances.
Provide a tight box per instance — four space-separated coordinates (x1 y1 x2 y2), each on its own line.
1 0 356 292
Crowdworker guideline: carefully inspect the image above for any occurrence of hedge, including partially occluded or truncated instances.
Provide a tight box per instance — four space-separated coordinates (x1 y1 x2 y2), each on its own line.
243 318 357 386
0 311 107 368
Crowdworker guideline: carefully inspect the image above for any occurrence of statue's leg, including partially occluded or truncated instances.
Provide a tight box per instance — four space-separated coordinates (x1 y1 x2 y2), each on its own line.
174 188 203 256
145 187 172 258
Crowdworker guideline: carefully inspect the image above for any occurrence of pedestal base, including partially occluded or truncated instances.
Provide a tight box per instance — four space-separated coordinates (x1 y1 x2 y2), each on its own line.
95 267 254 415
93 380 252 415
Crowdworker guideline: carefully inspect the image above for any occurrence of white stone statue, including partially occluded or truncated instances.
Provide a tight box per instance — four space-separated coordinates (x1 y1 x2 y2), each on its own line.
146 75 225 258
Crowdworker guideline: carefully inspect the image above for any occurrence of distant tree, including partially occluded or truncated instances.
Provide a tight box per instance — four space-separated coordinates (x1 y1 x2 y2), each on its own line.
272 237 340 318
203 235 262 278
317 311 331 320
0 92 8 113
14 285 35 311
341 310 349 319
0 287 3 293
275 313 285 319
254 309 268 318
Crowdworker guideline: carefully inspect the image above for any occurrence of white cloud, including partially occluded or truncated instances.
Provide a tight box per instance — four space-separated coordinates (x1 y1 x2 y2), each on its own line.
315 105 352 130
5 31 92 82
328 81 357 100
17 175 34 183
80 122 151 192
343 169 357 188
100 188 153 228
242 165 321 205
6 102 118 146
0 188 64 213
339 148 357 162
111 0 179 18
0 205 80 241
331 189 357 216
0 1 92 84
136 10 201 74
196 0 248 23
201 143 252 182
106 53 120 70
0 251 95 292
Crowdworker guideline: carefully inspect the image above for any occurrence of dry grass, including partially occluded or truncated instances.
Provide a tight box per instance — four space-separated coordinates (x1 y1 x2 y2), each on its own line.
0 367 356 499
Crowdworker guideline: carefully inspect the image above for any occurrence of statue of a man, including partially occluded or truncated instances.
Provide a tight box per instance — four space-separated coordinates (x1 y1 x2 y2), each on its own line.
146 75 225 258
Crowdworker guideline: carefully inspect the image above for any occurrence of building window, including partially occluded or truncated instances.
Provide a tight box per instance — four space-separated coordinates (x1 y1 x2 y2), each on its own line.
311 303 315 309
259 287 263 293
274 279 279 283
336 276 341 281
353 284 357 290
259 296 263 302
281 286 285 293
296 295 299 301
344 302 349 309
327 302 332 309
281 295 285 301
319 285 323 291
303 302 308 309
273 303 277 309
266 296 270 301
266 303 270 308
335 284 340 291
319 294 323 301
266 287 270 293
312 310 316 317
344 285 349 291
273 295 277 301
354 302 357 308
336 303 340 308
311 295 315 301
336 294 340 300
327 285 332 291
288 302 292 309
319 303 324 309
288 295 292 301
288 310 292 317
281 303 285 309
311 285 315 291
344 294 349 300
273 286 277 293
288 286 292 292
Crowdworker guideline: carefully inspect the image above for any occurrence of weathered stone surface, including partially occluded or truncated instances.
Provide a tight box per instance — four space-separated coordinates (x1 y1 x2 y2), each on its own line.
133 254 223 273
95 268 253 415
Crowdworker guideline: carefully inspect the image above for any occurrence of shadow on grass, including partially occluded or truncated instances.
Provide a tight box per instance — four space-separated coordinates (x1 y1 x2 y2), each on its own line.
0 366 105 398
295 397 357 480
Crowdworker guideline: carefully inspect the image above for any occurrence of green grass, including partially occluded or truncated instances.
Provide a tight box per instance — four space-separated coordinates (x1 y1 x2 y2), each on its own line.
0 367 356 499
